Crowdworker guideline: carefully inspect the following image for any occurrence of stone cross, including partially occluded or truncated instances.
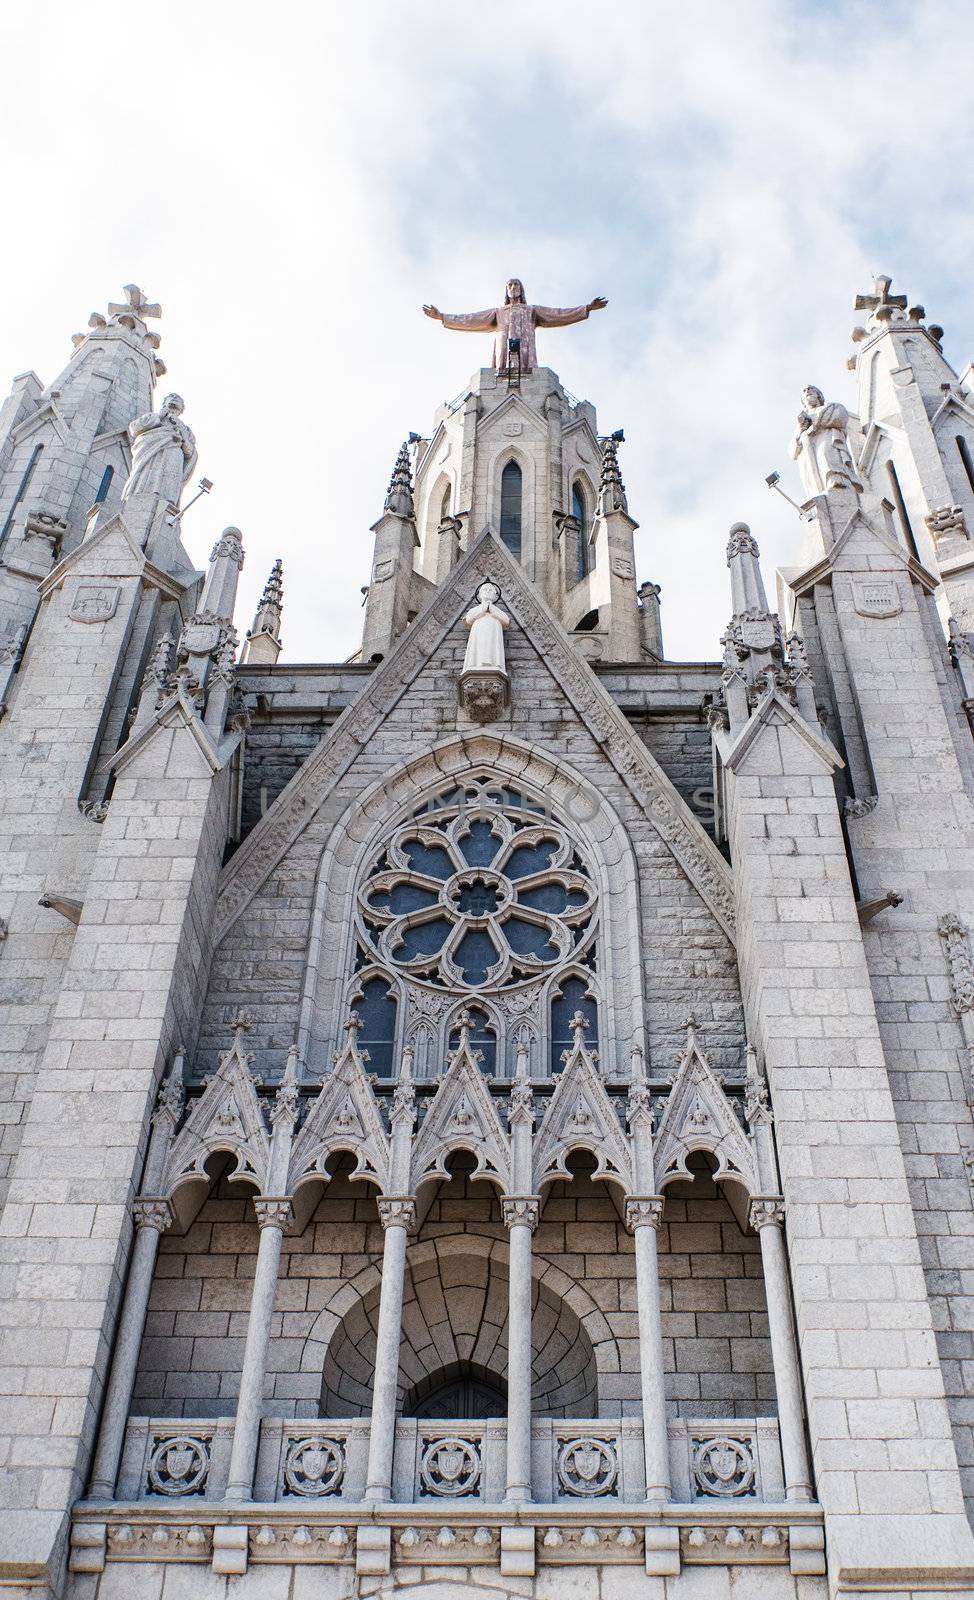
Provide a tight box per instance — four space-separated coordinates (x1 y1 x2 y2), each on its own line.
108 284 161 324
853 274 907 321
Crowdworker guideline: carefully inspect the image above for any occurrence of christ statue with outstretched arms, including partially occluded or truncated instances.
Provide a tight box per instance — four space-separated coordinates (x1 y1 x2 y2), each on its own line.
424 278 607 373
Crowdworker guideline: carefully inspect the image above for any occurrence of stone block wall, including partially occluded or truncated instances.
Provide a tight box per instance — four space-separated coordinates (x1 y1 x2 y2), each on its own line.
131 1160 776 1425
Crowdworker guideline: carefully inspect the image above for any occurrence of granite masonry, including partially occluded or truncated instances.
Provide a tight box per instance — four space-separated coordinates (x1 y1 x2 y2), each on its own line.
0 278 972 1599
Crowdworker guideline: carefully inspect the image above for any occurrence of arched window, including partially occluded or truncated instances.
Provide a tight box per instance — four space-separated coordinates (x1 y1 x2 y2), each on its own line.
499 460 522 559
957 436 974 499
550 973 599 1075
571 480 589 582
94 464 114 504
440 483 452 522
355 973 398 1078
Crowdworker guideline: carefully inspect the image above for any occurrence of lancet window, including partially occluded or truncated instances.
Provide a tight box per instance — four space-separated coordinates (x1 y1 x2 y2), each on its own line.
499 460 523 559
347 774 600 1076
571 479 590 582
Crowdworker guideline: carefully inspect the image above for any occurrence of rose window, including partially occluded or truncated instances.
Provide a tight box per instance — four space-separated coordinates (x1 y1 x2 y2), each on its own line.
357 782 596 991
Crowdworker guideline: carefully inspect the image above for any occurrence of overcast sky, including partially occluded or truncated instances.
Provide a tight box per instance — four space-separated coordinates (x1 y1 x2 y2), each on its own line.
2 1 973 663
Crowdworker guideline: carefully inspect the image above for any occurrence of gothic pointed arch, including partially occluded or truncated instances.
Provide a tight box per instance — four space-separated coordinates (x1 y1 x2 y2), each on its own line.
652 1021 758 1198
287 1022 391 1198
409 1032 512 1193
161 1026 269 1227
532 1023 632 1194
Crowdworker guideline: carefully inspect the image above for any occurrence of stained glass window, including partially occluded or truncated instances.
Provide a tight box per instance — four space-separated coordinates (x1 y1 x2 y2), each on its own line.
350 776 600 1075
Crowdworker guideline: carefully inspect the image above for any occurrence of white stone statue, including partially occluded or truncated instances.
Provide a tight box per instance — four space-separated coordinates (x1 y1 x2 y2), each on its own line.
789 386 862 498
123 393 198 505
462 581 510 675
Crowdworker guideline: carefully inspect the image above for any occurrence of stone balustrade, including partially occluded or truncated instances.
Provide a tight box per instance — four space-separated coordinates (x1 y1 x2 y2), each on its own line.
116 1412 786 1507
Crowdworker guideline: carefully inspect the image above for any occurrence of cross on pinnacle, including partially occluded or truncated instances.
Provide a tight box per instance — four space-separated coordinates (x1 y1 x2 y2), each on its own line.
108 284 161 324
853 274 907 321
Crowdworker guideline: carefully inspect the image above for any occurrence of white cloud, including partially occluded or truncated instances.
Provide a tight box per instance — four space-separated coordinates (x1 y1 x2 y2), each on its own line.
1 0 973 662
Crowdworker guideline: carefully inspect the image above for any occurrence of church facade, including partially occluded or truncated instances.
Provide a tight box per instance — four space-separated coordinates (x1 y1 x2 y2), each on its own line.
0 277 972 1600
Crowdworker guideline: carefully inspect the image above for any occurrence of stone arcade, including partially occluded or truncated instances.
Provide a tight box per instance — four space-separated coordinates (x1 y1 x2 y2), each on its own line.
0 278 972 1600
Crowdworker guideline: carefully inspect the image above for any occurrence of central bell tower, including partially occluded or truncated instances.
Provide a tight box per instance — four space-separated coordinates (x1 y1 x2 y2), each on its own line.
360 289 661 667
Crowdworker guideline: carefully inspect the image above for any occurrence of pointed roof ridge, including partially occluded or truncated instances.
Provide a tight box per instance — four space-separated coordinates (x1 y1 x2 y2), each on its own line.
214 528 736 946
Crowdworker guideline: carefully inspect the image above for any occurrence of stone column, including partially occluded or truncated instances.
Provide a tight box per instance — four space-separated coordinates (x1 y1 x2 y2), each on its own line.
750 1197 813 1503
502 1196 539 1504
364 1197 416 1503
224 1196 293 1502
87 1198 172 1500
625 1196 669 1502
625 1043 671 1506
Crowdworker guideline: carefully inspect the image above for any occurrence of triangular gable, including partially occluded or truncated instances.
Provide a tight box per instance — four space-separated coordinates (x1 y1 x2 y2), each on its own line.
532 1028 631 1193
410 1034 511 1193
653 1021 756 1195
475 390 548 440
722 686 843 776
162 1025 270 1211
10 398 70 447
215 531 737 946
288 1022 390 1194
38 511 193 604
787 504 938 597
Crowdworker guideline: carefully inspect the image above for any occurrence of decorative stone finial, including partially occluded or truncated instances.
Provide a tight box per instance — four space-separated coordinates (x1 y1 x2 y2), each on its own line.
598 433 628 515
384 441 415 518
272 1044 302 1125
744 1044 772 1128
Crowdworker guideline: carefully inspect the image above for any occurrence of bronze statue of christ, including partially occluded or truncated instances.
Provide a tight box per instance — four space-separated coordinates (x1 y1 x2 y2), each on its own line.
423 278 607 373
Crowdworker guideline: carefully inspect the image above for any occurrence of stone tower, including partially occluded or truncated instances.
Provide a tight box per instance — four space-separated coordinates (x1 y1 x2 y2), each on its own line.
0 277 972 1600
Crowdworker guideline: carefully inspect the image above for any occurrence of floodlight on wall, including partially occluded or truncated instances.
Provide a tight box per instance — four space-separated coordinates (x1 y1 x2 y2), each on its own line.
765 470 802 513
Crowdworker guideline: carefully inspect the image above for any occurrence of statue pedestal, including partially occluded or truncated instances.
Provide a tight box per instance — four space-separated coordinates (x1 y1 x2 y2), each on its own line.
458 668 509 724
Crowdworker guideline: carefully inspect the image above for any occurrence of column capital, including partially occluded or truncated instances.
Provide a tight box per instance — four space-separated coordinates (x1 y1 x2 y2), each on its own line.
749 1195 786 1231
625 1195 664 1232
501 1195 540 1231
377 1195 417 1232
132 1196 173 1233
253 1195 294 1231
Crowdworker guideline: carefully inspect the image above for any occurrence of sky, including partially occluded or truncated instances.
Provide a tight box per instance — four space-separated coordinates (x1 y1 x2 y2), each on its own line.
2 0 974 663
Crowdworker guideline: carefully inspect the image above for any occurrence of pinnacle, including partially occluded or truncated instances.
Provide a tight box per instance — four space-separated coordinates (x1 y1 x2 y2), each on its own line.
384 440 415 518
598 432 628 515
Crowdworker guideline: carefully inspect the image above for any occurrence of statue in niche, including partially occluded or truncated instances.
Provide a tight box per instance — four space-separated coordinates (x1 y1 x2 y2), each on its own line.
459 581 511 724
789 386 862 498
462 581 510 675
123 393 198 505
424 278 607 373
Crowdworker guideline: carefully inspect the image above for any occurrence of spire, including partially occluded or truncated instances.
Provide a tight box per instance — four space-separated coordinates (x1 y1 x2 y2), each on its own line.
384 441 415 518
242 559 284 666
598 433 628 515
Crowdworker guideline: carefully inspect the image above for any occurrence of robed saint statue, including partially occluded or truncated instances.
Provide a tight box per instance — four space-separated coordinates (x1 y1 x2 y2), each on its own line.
424 278 607 373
